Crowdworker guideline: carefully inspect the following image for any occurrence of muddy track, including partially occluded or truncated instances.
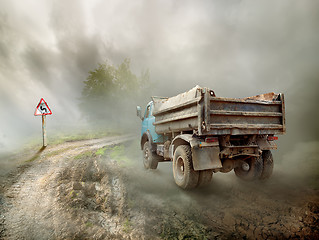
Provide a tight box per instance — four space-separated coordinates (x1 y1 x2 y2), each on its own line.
0 135 136 240
0 136 318 239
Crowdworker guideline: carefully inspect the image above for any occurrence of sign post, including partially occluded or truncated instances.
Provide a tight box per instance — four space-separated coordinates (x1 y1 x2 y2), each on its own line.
34 98 52 147
42 115 47 146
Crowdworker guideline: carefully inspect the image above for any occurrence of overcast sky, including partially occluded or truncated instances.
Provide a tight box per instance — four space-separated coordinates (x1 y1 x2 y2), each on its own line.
0 0 318 152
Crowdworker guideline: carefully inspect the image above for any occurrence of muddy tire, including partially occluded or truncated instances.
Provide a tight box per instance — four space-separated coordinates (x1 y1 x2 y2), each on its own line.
197 170 213 187
234 156 263 181
143 141 159 170
173 145 199 189
260 150 274 180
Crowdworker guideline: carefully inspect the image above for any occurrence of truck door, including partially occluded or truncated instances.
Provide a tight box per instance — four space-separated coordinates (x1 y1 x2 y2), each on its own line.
141 103 151 136
141 102 162 143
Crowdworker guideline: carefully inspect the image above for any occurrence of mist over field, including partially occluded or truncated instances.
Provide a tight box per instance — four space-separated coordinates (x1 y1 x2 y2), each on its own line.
0 0 318 182
1 2 319 239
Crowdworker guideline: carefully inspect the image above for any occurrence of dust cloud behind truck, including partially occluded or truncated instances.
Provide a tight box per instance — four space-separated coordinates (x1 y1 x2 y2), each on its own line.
136 86 286 189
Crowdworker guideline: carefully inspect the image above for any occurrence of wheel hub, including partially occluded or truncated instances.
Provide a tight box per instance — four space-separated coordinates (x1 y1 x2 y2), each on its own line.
176 156 185 178
242 162 250 171
144 146 149 157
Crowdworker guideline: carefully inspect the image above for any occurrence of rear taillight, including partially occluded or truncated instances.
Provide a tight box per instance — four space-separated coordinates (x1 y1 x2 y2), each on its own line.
205 137 218 143
267 136 278 141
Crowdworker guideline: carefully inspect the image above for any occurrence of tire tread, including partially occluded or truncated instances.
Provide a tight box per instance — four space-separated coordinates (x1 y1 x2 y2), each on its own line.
173 145 199 189
260 150 274 180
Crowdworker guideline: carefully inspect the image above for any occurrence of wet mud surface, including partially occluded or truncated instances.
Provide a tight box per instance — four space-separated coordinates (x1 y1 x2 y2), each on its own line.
0 137 318 239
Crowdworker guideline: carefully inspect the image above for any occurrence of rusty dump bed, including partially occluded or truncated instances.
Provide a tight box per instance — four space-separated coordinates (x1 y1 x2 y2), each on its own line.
152 86 285 136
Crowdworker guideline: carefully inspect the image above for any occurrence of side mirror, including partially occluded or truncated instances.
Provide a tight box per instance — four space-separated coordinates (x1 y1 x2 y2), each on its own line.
136 106 143 120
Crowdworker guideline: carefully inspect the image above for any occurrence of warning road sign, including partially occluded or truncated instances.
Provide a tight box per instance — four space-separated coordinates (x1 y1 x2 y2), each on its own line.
34 98 52 116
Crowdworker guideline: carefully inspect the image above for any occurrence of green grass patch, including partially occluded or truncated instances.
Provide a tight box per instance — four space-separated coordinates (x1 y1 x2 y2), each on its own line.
100 140 141 167
109 145 132 167
95 147 107 156
123 218 132 233
74 151 93 160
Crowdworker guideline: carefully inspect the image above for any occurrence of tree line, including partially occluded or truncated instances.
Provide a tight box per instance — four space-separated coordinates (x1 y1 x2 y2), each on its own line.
80 58 151 125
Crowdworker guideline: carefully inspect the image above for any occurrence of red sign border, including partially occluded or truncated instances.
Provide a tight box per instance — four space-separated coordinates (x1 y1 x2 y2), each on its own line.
34 98 52 116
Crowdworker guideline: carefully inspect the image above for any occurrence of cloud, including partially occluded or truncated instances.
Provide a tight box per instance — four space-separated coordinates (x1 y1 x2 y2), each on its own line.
0 0 318 153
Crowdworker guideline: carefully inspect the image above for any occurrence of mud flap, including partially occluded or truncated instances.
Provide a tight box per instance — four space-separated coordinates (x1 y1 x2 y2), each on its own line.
191 146 222 171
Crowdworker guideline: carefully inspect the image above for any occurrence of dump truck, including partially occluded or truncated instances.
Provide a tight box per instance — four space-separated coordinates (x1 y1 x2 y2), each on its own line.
136 86 286 189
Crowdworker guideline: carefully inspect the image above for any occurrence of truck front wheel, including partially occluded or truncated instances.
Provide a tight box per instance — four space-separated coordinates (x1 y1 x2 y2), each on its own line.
143 141 159 170
173 145 199 189
234 156 263 181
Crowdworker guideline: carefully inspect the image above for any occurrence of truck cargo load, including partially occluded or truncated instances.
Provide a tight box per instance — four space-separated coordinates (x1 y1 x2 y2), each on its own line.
152 85 285 136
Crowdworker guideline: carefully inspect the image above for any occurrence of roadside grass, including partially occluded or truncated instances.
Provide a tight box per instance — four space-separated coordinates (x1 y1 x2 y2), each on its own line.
95 147 107 156
23 127 121 152
4 128 122 168
95 143 136 167
73 140 138 164
48 128 120 145
74 151 93 160
110 145 131 166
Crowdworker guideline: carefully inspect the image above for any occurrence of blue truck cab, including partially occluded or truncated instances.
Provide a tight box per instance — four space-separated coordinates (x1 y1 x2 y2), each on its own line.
140 101 163 144
137 101 166 170
138 101 167 145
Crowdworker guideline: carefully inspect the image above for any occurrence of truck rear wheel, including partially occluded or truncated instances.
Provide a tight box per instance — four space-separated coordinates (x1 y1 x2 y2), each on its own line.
234 156 263 181
173 145 199 189
260 150 274 180
143 141 159 170
197 170 213 187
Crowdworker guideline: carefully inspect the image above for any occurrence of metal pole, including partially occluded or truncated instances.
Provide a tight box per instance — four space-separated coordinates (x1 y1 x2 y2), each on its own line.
42 115 47 147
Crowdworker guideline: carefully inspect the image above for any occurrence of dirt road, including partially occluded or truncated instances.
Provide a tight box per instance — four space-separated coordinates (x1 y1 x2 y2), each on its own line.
0 136 318 239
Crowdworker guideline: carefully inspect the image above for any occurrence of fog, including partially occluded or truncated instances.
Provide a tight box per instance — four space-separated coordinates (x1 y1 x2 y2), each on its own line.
0 2 319 239
0 0 318 178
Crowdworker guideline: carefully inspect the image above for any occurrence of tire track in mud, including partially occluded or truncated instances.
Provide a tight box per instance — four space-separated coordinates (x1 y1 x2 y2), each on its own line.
118 158 319 239
0 135 136 240
1 135 318 239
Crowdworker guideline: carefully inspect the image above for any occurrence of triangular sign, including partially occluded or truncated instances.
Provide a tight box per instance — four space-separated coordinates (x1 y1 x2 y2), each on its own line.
34 98 52 116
